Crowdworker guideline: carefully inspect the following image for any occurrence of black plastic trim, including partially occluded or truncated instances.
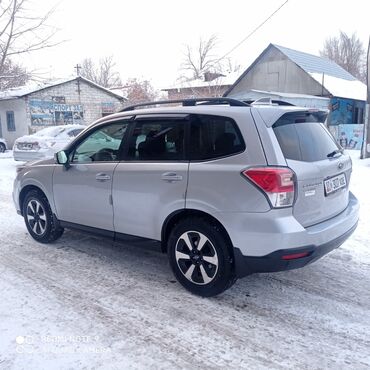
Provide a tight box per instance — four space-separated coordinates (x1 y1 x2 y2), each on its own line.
59 220 158 244
120 97 250 112
59 220 114 238
233 222 358 278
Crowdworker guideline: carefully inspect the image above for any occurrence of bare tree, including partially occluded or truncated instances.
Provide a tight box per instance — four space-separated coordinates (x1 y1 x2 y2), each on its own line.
175 35 240 99
80 56 122 88
180 35 225 81
123 78 158 105
0 0 62 89
0 59 28 89
320 31 366 83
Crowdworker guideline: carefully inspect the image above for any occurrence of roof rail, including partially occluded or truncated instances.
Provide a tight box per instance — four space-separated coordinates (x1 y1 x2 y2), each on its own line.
120 97 250 112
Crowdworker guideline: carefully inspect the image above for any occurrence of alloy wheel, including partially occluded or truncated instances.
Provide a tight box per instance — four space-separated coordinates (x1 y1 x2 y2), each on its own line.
26 199 47 236
175 231 219 285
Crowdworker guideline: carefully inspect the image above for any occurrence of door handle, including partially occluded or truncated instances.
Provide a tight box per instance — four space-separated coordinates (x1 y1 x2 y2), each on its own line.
161 172 183 182
96 173 111 182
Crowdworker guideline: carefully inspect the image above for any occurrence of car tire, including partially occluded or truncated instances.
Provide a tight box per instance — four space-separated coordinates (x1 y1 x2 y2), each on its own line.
0 143 5 153
23 190 64 243
168 217 236 297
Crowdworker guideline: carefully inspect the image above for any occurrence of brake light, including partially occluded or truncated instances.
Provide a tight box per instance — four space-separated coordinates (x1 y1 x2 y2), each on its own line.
282 252 310 260
242 167 295 208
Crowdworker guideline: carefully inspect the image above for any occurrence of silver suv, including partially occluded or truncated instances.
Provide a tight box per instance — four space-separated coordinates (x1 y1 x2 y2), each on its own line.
13 98 359 296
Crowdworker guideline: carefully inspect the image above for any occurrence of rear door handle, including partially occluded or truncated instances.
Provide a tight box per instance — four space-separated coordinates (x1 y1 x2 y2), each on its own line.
161 172 183 182
96 173 111 182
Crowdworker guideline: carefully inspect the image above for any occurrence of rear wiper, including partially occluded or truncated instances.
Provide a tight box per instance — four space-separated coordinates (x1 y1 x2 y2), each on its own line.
327 149 343 158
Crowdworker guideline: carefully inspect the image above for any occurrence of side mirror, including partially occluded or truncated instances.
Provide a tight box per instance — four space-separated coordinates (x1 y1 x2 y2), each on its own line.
55 150 70 169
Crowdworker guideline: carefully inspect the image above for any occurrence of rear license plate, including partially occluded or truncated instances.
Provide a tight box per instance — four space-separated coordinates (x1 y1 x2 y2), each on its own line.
324 173 347 196
18 143 32 150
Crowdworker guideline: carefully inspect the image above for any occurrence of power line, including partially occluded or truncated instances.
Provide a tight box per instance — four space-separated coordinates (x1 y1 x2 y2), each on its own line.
217 0 289 62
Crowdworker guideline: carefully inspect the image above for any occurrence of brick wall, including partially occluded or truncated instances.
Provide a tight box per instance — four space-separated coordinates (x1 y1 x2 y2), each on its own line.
25 79 124 132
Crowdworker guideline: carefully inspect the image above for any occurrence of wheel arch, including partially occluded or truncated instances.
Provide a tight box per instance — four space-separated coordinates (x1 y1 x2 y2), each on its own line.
161 209 235 258
19 185 49 216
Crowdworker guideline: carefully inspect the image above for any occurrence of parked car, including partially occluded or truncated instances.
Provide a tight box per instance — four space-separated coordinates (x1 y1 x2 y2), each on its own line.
12 98 359 297
13 125 86 161
0 137 8 153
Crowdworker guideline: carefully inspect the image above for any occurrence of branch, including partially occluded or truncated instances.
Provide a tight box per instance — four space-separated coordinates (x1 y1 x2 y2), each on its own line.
0 0 18 71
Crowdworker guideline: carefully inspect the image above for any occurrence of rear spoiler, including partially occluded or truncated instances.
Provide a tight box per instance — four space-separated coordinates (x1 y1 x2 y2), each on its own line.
254 107 329 128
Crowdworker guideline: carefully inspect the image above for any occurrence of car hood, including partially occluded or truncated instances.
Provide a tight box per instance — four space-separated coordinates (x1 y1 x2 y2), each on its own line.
20 157 56 168
15 135 54 143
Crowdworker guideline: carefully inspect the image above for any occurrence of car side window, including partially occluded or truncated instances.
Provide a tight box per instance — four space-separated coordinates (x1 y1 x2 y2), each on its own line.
189 114 245 160
127 119 185 161
72 122 128 163
68 128 84 137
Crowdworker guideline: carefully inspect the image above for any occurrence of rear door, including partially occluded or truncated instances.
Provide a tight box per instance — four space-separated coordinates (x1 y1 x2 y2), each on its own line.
273 112 352 227
112 114 189 240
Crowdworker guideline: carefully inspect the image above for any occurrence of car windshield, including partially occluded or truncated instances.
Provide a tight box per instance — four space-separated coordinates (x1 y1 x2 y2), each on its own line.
34 126 66 137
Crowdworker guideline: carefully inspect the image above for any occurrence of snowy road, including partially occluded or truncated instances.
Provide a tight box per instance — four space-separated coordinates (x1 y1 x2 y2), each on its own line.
0 152 370 370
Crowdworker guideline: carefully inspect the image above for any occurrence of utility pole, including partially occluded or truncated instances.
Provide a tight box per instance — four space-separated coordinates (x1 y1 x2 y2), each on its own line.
362 37 370 159
74 64 81 98
74 64 81 76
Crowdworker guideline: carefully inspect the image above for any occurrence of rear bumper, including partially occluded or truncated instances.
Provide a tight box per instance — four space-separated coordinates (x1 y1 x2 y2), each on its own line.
233 221 358 277
217 191 359 257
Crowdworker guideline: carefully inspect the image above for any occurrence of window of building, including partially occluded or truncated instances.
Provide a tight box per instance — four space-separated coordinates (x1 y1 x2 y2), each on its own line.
353 107 364 124
6 111 15 132
68 128 84 137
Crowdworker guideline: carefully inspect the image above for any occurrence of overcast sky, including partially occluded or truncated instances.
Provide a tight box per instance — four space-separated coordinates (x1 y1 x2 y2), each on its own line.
23 0 369 89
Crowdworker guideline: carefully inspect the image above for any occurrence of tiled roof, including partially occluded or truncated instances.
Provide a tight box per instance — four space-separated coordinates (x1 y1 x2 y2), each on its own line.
273 44 356 81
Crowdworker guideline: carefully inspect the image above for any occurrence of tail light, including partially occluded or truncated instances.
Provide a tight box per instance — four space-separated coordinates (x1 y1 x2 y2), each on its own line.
281 252 310 260
242 167 295 208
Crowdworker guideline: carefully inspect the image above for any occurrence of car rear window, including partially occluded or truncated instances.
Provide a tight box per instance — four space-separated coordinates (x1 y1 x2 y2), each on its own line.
35 126 66 137
273 112 339 162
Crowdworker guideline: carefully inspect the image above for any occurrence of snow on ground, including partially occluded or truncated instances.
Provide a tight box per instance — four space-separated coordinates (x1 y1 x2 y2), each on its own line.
0 150 370 370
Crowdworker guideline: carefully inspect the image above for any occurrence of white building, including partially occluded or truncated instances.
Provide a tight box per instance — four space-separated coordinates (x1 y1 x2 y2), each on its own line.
0 76 125 147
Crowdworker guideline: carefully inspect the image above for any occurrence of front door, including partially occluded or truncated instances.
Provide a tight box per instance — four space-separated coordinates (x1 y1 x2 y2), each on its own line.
53 120 129 231
113 115 189 240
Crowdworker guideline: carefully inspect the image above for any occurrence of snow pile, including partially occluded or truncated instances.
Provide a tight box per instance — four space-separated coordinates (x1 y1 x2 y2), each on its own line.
309 72 367 101
342 150 370 262
0 150 14 159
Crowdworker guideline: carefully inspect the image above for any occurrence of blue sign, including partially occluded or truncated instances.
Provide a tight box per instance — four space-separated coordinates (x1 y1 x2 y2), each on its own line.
329 124 364 150
29 100 84 126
